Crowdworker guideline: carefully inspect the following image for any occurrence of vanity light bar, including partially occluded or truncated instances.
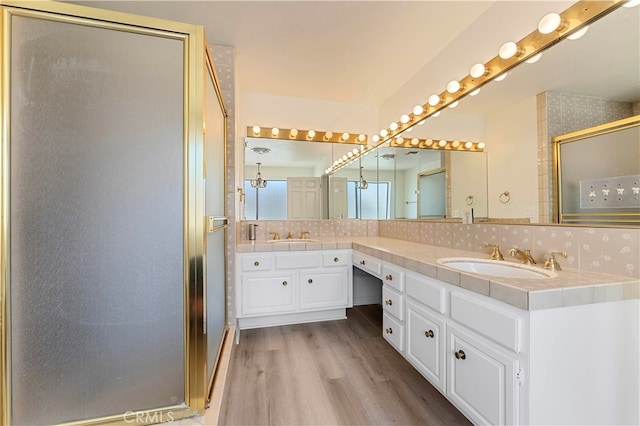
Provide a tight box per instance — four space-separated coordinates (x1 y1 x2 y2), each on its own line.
247 126 367 144
378 0 625 144
390 137 485 152
325 145 374 175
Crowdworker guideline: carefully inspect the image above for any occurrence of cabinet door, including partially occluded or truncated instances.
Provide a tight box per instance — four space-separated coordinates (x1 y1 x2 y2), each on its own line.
447 324 518 426
241 273 296 316
299 269 348 311
405 301 445 392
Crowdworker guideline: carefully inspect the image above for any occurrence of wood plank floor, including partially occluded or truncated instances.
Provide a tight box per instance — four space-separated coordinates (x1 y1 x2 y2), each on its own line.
219 305 471 425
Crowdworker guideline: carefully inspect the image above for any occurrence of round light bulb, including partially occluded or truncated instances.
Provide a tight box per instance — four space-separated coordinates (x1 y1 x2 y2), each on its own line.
252 125 261 135
290 128 298 138
410 138 419 146
341 132 349 141
418 119 426 126
494 72 508 82
446 80 461 93
380 129 388 137
538 12 562 34
342 154 348 161
477 142 486 149
325 131 333 140
526 53 542 64
469 88 481 96
352 148 359 154
389 122 399 131
470 63 487 78
413 105 424 115
448 101 459 109
438 140 447 147
425 139 433 146
428 94 441 106
372 135 380 143
499 41 519 59
432 111 441 118
452 140 460 148
271 127 279 136
396 137 404 145
347 152 353 158
400 114 410 124
465 141 473 149
307 129 316 139
358 134 366 142
567 26 589 40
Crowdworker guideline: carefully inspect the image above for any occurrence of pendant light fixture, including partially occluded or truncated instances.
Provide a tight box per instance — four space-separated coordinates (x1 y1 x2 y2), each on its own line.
250 162 267 188
356 166 368 190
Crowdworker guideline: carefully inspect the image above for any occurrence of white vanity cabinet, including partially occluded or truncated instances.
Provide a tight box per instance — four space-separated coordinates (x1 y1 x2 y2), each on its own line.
236 249 352 329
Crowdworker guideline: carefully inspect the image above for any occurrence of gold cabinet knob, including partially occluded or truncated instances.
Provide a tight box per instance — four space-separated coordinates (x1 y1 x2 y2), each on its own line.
308 278 313 284
385 327 393 334
254 261 259 266
384 299 393 306
385 274 393 281
282 281 288 286
454 350 466 360
334 257 339 262
424 330 434 338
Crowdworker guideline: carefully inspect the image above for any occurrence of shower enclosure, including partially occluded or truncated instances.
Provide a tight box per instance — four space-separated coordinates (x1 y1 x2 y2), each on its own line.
0 1 227 424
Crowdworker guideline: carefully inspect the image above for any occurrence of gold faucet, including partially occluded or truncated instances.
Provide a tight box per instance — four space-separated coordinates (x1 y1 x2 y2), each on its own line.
485 243 504 260
286 232 294 240
270 232 280 240
543 251 567 271
509 248 536 265
300 231 310 240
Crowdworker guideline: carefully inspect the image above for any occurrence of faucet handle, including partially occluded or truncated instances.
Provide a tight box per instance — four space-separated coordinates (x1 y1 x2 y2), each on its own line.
300 231 310 240
543 251 567 271
485 243 504 260
286 231 294 239
270 232 280 240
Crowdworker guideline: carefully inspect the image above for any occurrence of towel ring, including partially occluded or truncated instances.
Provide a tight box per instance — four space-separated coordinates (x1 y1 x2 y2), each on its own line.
466 195 474 205
499 191 510 204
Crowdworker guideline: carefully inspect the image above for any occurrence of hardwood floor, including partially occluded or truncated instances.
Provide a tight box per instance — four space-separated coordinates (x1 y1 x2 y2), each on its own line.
219 305 471 425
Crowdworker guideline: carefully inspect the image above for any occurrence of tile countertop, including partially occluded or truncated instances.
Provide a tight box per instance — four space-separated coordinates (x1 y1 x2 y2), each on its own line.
237 236 640 311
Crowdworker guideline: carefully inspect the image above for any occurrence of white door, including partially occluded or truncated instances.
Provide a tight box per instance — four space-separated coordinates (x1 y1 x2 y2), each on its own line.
330 176 348 219
287 177 322 219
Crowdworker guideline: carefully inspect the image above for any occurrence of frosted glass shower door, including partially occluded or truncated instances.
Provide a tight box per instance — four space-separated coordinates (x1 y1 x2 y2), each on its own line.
1 4 206 425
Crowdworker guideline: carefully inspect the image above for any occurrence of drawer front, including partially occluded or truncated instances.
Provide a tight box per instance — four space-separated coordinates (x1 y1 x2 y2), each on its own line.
241 254 273 271
323 252 350 267
450 292 521 353
382 286 404 320
406 273 447 314
275 252 320 269
353 252 382 276
382 264 405 292
383 312 404 353
405 300 445 392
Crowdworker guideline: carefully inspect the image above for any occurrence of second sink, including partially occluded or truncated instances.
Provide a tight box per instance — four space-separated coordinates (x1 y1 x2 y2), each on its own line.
437 257 557 279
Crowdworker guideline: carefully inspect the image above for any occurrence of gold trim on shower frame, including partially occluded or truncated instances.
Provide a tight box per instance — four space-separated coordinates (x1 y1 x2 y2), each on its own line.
0 0 211 423
552 115 640 227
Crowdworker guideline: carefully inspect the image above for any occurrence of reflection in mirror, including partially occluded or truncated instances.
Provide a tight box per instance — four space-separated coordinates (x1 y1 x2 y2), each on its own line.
244 137 332 220
554 115 640 227
377 144 487 220
329 150 378 219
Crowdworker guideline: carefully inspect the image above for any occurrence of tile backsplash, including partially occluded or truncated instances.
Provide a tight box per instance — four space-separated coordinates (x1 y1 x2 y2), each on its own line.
238 219 640 279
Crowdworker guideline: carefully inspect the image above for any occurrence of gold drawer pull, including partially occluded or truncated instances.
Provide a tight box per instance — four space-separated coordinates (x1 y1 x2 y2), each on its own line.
454 350 466 360
282 281 288 286
360 260 366 265
385 327 393 334
384 299 393 306
308 278 313 284
424 330 434 338
254 261 260 266
385 274 393 281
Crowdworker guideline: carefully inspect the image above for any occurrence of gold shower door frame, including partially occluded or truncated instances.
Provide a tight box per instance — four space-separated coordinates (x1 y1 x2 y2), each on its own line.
0 1 208 424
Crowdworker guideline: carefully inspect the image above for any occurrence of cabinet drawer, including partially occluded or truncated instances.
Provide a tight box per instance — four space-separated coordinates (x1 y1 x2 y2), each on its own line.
353 252 382 276
323 252 349 267
241 254 273 271
382 286 404 320
450 292 521 353
383 312 404 353
382 264 405 292
275 252 320 269
406 273 447 314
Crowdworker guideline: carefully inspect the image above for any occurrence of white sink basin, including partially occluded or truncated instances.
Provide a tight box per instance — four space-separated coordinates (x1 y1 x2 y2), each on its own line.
267 238 319 243
437 257 556 279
